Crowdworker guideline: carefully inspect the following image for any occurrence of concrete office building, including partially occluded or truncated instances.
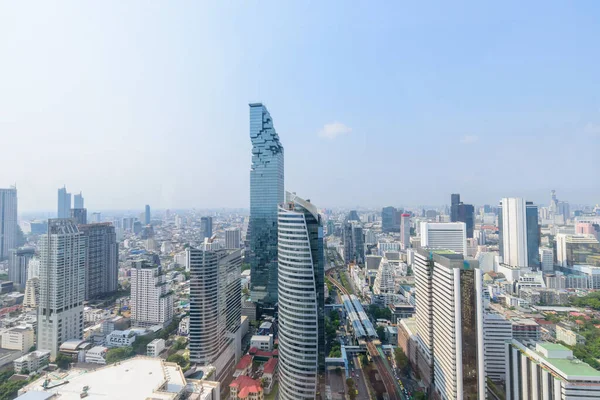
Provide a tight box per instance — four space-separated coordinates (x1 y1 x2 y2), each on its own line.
400 213 411 250
505 341 600 400
8 247 35 289
248 103 284 307
414 248 486 399
556 233 600 268
79 223 118 300
0 187 18 260
419 222 467 255
57 186 71 219
277 192 324 400
130 260 173 328
37 219 86 359
499 198 540 269
484 313 512 382
225 228 241 249
539 247 554 272
188 243 242 383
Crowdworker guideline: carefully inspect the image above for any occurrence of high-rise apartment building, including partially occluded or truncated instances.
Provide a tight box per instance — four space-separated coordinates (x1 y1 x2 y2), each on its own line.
372 257 396 306
70 208 87 225
130 260 173 328
277 192 324 400
57 187 71 219
450 193 475 238
37 219 86 359
382 206 401 232
200 216 213 239
414 248 486 399
0 187 18 260
248 103 284 306
8 247 35 289
79 223 118 300
144 205 151 225
225 228 241 249
188 244 242 383
420 222 467 254
400 213 411 250
499 198 540 269
73 192 84 209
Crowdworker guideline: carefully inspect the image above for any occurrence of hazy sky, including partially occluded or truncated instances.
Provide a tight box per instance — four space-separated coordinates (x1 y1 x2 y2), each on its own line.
1 1 599 212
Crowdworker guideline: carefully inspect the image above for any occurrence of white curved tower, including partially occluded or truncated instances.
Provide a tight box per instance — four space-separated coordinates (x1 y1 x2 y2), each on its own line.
277 192 324 400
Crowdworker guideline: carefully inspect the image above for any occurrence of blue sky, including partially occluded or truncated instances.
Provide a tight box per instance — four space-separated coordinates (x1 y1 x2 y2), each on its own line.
1 1 598 211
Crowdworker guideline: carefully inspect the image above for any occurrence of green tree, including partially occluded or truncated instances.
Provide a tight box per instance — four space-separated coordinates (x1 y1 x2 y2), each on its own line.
346 377 357 400
106 347 134 364
376 325 386 341
54 353 72 370
394 347 409 370
359 354 369 366
413 391 427 400
167 353 186 367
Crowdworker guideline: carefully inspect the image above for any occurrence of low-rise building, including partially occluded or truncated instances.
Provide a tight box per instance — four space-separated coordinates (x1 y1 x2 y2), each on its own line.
506 341 600 399
512 318 541 342
230 375 263 400
105 330 137 348
85 346 108 365
262 358 278 394
250 335 273 352
1 326 34 353
389 304 415 324
178 316 189 336
13 350 50 374
233 354 253 377
147 338 165 357
556 325 585 346
59 340 93 363
384 326 398 344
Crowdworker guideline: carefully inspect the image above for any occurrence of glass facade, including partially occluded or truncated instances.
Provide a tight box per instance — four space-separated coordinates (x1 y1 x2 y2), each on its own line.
460 269 479 399
277 193 324 400
248 103 284 306
526 203 540 268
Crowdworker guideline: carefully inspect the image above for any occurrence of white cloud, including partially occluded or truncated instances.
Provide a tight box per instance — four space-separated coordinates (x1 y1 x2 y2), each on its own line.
318 122 352 139
584 123 600 137
460 135 479 144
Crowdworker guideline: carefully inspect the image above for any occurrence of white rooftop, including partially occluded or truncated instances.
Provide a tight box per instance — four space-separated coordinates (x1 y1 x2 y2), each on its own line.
19 357 186 400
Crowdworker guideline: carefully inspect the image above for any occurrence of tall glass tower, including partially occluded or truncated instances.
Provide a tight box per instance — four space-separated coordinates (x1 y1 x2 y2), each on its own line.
277 192 324 400
248 103 284 306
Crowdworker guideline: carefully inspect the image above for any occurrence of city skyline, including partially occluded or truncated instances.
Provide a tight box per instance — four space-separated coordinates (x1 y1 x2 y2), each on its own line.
2 2 599 212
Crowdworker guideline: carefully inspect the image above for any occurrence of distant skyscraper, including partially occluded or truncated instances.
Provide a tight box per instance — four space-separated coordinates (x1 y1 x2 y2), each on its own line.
499 198 540 268
343 222 364 264
381 206 401 232
200 216 213 239
70 208 87 225
326 220 336 236
144 205 151 225
346 210 360 222
57 187 71 218
73 192 84 209
8 247 35 289
188 244 242 382
400 213 411 250
414 248 486 399
0 187 18 260
420 222 467 254
450 193 475 238
79 223 118 300
37 219 86 359
277 192 324 400
248 103 284 306
225 228 241 249
130 260 173 328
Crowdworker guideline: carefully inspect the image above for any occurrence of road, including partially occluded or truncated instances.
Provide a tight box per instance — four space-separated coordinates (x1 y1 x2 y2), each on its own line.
327 272 403 400
348 355 371 400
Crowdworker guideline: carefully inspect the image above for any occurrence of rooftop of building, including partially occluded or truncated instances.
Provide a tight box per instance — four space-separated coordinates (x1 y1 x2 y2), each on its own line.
533 342 600 379
235 354 253 371
18 357 187 400
230 375 263 398
263 358 278 374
